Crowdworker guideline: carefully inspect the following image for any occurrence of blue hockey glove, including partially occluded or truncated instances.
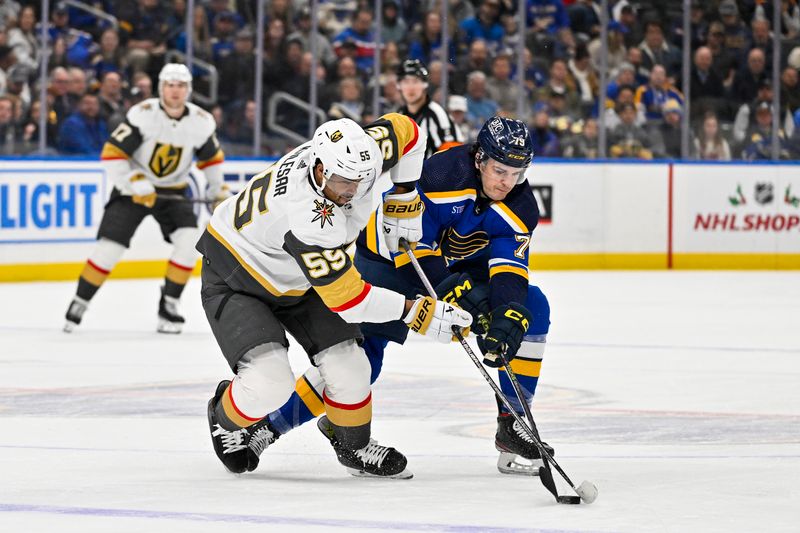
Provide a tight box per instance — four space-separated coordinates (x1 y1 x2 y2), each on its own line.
434 273 490 335
476 302 533 368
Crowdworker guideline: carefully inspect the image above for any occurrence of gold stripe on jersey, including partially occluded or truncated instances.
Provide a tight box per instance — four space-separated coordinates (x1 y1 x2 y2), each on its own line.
499 358 542 377
206 224 306 298
365 212 378 254
379 112 418 155
425 188 477 201
296 376 325 417
100 143 129 160
494 202 529 233
393 246 442 267
489 264 529 279
197 149 224 169
313 264 367 310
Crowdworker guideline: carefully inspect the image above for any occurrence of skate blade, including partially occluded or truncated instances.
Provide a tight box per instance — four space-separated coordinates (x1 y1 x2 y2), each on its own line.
63 321 77 333
346 467 414 480
157 319 183 334
497 452 542 476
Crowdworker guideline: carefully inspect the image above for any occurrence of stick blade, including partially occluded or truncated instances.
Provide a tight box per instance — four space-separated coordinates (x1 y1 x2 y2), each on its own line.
538 465 559 500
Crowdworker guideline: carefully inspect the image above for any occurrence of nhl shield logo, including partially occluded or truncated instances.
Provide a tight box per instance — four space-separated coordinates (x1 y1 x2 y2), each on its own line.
754 182 773 205
149 143 183 177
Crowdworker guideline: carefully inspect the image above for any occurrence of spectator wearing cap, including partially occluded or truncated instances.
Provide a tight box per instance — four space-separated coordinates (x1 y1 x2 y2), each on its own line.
57 93 108 156
333 8 377 74
686 46 725 122
605 62 638 103
608 101 655 159
618 4 644 49
117 0 169 73
635 64 684 122
380 1 408 47
7 5 37 70
741 101 792 160
486 53 524 117
719 0 750 61
669 0 708 51
465 70 499 133
211 10 241 62
638 19 682 79
217 28 256 107
567 0 601 42
459 0 504 52
732 48 769 107
568 43 599 117
91 28 127 80
452 39 491 95
653 99 683 158
588 21 627 74
526 0 576 58
448 94 474 140
287 7 337 70
205 0 243 29
5 64 29 112
693 111 732 161
733 79 775 144
409 10 457 66
0 0 20 28
529 102 560 157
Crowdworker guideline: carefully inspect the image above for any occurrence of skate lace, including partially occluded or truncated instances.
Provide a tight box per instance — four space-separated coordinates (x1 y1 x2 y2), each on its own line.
354 439 391 467
513 420 534 444
211 424 248 454
248 424 275 457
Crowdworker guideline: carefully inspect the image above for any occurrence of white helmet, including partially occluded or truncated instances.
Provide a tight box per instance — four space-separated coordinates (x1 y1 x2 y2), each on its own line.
158 63 192 102
309 118 382 201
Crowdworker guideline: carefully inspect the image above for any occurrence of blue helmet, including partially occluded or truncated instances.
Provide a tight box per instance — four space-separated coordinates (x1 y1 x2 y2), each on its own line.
476 116 534 169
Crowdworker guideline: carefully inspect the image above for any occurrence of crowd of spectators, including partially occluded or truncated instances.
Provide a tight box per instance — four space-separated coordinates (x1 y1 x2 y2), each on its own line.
1 0 799 160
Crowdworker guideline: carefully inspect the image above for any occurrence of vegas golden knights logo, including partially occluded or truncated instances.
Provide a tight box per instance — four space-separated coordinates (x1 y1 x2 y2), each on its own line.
149 143 183 177
330 130 343 142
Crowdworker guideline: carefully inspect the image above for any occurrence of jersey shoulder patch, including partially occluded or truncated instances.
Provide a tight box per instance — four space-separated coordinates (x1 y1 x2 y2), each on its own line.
364 113 420 173
126 98 159 127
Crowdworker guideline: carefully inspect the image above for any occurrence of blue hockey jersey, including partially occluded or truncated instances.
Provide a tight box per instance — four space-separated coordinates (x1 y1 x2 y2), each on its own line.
357 144 539 309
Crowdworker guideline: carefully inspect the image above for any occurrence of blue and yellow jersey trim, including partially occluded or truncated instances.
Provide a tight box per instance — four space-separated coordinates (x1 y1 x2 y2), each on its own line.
490 202 529 234
425 188 477 204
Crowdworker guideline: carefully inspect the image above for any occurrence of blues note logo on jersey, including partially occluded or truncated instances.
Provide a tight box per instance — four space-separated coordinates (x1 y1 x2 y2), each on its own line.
442 228 489 263
312 199 336 228
149 143 183 177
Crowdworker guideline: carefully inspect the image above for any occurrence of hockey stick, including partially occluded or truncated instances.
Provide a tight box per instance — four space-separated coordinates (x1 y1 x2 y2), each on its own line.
156 194 216 204
398 238 597 504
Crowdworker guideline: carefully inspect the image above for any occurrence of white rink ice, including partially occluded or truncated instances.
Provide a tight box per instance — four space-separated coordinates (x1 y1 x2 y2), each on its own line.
1 271 799 533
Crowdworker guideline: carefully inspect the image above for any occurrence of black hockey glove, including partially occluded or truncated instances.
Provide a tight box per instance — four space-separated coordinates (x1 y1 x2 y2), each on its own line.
434 273 490 335
476 302 533 368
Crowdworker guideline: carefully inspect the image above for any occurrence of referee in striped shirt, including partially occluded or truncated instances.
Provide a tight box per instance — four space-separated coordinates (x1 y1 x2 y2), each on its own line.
397 59 465 158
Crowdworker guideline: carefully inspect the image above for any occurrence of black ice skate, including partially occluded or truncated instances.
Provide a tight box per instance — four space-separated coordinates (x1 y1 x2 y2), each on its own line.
157 287 185 334
64 297 89 333
207 381 279 474
495 414 555 476
317 415 413 479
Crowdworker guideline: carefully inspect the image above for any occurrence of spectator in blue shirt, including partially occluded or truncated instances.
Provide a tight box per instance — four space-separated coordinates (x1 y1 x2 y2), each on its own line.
459 0 504 53
526 0 575 57
409 10 457 65
57 93 108 156
333 8 377 74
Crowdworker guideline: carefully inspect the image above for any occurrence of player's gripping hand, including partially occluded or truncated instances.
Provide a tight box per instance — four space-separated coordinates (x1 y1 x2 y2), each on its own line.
207 183 233 211
403 296 472 343
130 174 156 208
382 189 424 252
435 273 490 335
476 302 533 367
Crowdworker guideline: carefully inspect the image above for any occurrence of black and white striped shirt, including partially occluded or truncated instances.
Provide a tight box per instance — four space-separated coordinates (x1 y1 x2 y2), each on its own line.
400 97 465 158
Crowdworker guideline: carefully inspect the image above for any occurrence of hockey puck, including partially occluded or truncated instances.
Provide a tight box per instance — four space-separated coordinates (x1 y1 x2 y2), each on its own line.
557 495 582 505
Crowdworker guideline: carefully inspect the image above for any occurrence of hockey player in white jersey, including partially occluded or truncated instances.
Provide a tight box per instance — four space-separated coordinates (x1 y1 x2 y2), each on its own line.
63 63 230 334
197 114 472 478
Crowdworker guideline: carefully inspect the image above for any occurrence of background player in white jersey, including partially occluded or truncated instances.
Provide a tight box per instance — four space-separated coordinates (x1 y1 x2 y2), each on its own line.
197 115 471 479
63 63 230 334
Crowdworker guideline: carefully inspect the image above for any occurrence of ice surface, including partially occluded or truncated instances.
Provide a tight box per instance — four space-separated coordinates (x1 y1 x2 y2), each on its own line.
1 272 798 532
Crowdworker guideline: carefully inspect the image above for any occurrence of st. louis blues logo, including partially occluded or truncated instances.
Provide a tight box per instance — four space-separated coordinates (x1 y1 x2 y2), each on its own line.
312 199 336 228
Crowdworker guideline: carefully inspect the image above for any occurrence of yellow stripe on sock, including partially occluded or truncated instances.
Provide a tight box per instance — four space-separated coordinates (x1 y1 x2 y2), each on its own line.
296 376 325 417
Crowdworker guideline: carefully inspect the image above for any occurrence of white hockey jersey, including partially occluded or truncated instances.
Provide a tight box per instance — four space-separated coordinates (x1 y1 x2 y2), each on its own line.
100 98 224 193
201 113 426 324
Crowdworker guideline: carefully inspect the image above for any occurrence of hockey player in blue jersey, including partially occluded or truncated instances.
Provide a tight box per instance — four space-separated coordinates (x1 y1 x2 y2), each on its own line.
255 117 552 476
